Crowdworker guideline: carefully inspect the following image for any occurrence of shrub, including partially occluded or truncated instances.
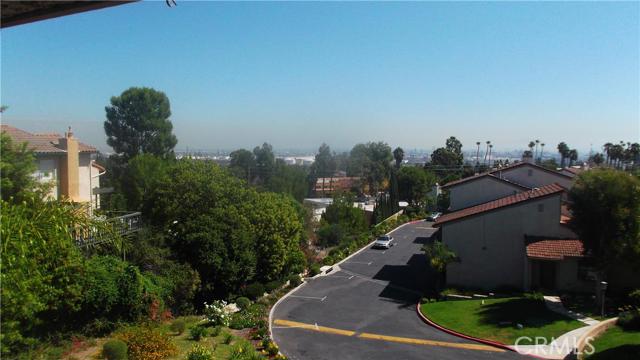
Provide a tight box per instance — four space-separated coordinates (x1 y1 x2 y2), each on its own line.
524 292 545 302
169 318 186 335
264 340 279 356
103 339 128 360
308 263 321 277
203 300 230 326
287 274 302 287
210 326 221 337
265 281 283 293
229 304 265 330
115 326 177 360
186 344 213 360
189 325 208 341
235 297 251 310
618 307 640 331
244 283 266 300
628 289 640 306
222 332 233 345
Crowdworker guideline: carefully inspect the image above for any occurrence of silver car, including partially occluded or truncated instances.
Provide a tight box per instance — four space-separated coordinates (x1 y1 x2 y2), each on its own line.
373 235 394 249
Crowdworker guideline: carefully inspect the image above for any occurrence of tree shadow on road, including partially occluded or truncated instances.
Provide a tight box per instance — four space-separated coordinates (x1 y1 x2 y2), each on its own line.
373 253 438 305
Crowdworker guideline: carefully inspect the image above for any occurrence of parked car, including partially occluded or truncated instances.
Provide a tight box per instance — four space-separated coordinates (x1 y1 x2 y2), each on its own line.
426 212 442 221
373 235 394 249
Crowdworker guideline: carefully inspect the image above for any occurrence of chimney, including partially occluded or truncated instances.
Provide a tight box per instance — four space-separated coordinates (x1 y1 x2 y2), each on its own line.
58 127 80 201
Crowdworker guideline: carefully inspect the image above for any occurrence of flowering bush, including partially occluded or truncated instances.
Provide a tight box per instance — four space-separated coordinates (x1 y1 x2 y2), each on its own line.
186 344 213 360
115 325 177 360
203 300 230 326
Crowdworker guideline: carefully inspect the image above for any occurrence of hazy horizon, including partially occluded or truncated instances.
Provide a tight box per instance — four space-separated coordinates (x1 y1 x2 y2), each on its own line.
2 1 638 154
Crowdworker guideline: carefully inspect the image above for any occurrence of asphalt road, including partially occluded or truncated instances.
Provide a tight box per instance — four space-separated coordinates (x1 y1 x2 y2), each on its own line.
271 222 526 360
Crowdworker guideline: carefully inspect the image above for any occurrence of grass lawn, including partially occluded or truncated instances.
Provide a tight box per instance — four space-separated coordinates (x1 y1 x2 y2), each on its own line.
420 297 585 345
587 325 640 360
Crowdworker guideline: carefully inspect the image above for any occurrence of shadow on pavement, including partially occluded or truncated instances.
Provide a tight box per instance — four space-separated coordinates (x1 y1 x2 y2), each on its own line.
373 253 438 304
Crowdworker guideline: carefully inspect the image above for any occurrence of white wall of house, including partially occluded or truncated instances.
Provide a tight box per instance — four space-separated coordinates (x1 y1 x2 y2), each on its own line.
78 153 93 203
36 156 60 199
448 177 525 211
442 194 566 291
493 165 573 189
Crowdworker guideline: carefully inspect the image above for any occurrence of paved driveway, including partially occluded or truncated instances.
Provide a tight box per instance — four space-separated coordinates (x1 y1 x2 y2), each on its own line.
271 222 525 360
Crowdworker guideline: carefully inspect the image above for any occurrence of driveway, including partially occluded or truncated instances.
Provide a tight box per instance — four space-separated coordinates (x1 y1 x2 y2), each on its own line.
271 222 525 360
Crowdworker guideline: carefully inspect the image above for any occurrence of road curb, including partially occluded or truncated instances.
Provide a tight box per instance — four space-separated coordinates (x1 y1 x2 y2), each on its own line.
416 302 531 353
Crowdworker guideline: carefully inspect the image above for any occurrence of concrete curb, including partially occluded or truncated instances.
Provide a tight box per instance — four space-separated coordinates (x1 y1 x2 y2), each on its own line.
267 280 308 341
566 317 618 360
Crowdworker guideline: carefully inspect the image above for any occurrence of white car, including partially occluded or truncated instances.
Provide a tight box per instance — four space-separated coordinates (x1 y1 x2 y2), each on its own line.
426 212 442 221
373 235 394 249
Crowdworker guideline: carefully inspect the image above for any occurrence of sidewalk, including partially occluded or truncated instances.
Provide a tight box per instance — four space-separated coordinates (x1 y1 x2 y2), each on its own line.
507 297 602 359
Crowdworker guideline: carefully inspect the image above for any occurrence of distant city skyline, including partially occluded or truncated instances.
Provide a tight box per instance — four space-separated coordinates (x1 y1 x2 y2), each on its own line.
2 2 638 154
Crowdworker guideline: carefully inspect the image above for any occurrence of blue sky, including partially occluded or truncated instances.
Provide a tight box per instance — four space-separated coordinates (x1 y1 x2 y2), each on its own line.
1 1 638 154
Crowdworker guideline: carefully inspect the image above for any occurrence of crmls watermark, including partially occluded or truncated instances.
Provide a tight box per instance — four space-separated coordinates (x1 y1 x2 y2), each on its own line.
514 336 596 356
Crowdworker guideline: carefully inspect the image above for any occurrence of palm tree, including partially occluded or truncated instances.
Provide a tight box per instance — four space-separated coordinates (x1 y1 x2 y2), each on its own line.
540 143 545 162
557 142 570 168
475 141 481 166
603 142 613 165
528 141 535 156
393 147 404 169
535 140 540 162
484 141 491 166
568 149 578 167
488 144 494 167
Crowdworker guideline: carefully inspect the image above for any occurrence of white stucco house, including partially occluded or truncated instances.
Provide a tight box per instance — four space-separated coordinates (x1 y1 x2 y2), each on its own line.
434 183 591 292
2 125 104 211
441 162 575 211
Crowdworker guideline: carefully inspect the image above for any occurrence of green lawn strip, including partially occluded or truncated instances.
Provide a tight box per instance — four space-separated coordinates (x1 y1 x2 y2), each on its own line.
421 297 585 345
587 325 640 360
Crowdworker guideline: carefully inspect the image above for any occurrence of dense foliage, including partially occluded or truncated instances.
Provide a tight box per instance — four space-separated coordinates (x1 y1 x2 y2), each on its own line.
147 159 306 298
0 132 46 202
569 169 640 268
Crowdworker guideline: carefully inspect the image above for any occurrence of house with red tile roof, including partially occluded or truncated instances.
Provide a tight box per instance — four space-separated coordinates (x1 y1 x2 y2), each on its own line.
2 124 104 210
441 161 575 211
433 183 591 292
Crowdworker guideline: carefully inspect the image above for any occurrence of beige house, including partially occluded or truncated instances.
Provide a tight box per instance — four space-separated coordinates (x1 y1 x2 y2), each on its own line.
443 174 531 211
434 183 591 292
2 125 104 210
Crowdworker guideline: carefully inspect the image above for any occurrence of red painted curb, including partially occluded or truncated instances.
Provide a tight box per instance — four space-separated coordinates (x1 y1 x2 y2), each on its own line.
415 302 513 351
415 302 552 359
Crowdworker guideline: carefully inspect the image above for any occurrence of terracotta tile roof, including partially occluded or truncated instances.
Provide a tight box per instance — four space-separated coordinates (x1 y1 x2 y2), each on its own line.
1 125 96 153
434 183 565 226
441 162 572 189
526 239 584 260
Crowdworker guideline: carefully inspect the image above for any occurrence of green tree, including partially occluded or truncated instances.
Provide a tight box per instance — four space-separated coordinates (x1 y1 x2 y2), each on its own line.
121 154 170 211
249 192 305 281
540 158 559 170
348 142 393 194
557 142 570 168
104 87 177 162
0 199 112 353
568 149 578 167
589 153 605 166
0 132 46 202
311 143 336 196
253 143 275 184
568 169 640 269
397 166 436 206
229 148 255 183
265 159 310 202
393 147 404 169
422 241 457 294
321 193 368 237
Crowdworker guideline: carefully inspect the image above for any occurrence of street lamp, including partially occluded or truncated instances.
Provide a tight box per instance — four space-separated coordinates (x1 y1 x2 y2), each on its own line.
600 281 608 317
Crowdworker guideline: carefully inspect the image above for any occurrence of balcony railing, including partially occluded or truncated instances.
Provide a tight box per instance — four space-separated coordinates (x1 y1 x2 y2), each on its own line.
75 211 142 247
